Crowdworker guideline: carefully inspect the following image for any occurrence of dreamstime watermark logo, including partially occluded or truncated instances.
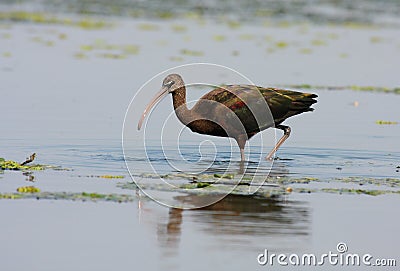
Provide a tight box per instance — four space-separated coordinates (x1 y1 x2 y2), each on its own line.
257 242 397 267
122 63 276 209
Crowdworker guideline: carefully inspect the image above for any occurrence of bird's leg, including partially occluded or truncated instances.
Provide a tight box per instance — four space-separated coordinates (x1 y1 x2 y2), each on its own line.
238 138 246 175
240 148 245 162
265 125 291 160
235 135 247 162
239 161 244 175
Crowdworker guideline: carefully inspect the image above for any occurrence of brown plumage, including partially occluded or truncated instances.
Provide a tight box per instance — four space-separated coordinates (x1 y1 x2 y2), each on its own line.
138 74 317 161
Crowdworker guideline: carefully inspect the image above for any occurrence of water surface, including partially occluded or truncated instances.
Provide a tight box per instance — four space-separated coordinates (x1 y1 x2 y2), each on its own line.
1 2 399 270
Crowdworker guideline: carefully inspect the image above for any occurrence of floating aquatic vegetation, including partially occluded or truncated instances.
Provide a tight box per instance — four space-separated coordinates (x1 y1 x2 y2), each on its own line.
170 56 184 62
299 48 312 54
30 36 56 47
77 18 109 29
213 35 226 42
99 175 125 179
327 33 339 40
45 40 54 46
179 183 203 189
196 182 211 188
370 36 384 43
78 41 139 60
0 193 23 199
333 177 400 188
226 20 241 29
135 179 285 197
155 11 174 20
311 39 327 46
341 22 377 29
254 9 273 18
117 172 400 199
2 52 11 57
98 169 400 199
137 23 159 31
122 44 139 54
180 49 204 56
0 160 44 171
0 191 134 202
275 41 288 48
0 154 67 172
171 24 187 32
17 186 40 193
375 120 398 125
80 44 94 51
0 11 55 24
133 172 319 185
76 174 125 179
213 173 234 179
321 188 400 196
0 160 19 170
183 11 203 21
58 33 67 40
1 33 11 39
277 21 291 28
98 53 127 59
74 52 88 59
0 11 111 29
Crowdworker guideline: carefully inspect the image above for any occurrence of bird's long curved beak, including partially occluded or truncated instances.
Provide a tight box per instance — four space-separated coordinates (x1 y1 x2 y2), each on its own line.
137 87 169 130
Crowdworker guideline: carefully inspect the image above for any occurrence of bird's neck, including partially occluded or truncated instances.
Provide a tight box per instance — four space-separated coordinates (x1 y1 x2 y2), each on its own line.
172 87 193 125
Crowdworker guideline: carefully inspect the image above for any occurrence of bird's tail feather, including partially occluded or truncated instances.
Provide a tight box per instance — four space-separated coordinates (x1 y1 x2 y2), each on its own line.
288 93 318 112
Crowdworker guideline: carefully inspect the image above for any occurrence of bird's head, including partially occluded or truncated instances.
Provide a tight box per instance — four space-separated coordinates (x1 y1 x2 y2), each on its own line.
138 74 184 130
161 74 184 94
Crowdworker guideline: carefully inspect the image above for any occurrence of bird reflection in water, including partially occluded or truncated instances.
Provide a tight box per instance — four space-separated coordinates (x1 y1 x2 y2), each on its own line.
156 194 310 257
156 208 183 257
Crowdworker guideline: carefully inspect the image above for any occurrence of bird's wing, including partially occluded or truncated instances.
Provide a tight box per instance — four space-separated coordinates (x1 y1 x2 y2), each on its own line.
198 85 317 125
199 85 292 117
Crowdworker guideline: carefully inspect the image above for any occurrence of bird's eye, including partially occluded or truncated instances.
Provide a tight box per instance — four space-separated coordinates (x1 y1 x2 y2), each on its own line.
163 80 175 88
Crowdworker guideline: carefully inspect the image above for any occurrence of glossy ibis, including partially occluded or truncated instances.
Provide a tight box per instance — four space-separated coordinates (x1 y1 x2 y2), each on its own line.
138 74 317 161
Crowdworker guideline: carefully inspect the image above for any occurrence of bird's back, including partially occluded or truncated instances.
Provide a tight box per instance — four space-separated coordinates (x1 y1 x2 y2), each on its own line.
197 85 317 133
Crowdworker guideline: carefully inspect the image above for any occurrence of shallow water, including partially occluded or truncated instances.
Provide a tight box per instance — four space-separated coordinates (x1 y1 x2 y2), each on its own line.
1 2 400 270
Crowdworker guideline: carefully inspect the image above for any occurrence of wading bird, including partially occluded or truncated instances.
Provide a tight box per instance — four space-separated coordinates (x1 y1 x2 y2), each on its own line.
138 74 317 161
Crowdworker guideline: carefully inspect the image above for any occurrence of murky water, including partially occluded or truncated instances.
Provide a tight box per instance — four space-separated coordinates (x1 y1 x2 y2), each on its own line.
3 0 400 26
1 1 400 270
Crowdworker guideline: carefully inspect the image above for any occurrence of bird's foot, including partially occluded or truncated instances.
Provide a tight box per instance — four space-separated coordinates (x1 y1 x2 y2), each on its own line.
265 155 274 161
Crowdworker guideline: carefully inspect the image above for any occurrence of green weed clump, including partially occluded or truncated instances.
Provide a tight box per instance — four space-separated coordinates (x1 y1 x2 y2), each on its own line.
0 159 44 171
